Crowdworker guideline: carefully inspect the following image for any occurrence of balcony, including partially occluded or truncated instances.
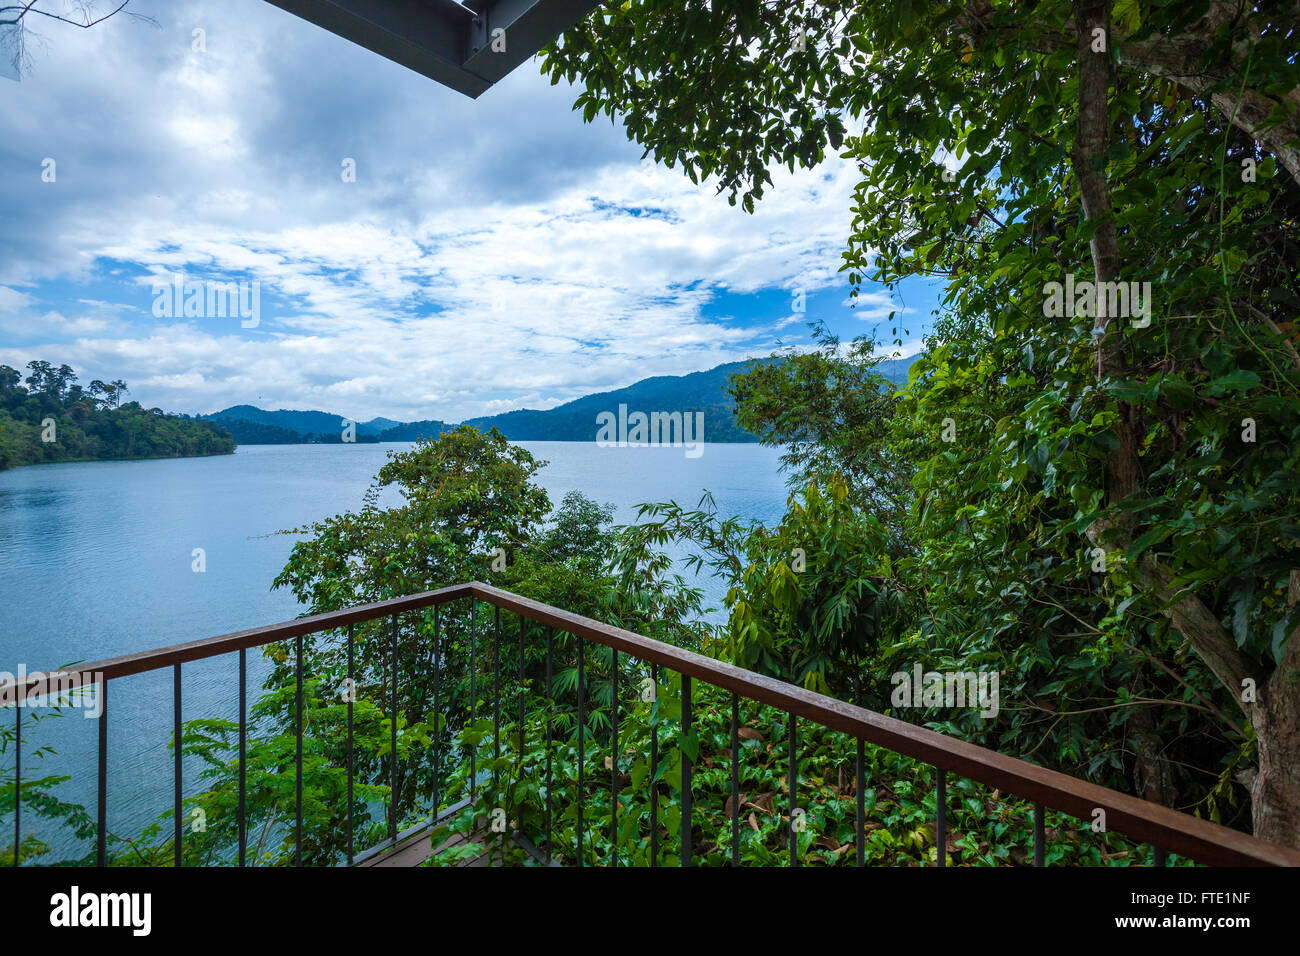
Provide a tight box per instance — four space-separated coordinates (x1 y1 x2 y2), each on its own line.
4 581 1296 868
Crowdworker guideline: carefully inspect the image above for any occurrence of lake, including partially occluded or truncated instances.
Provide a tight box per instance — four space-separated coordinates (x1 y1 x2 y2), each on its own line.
0 440 789 860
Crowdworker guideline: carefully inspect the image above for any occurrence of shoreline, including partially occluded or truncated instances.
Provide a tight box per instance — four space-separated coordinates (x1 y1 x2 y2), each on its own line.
0 447 238 473
0 436 770 473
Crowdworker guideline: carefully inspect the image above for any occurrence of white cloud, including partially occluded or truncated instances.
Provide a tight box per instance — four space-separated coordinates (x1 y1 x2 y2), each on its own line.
0 306 114 338
0 0 893 421
841 290 911 322
0 286 34 312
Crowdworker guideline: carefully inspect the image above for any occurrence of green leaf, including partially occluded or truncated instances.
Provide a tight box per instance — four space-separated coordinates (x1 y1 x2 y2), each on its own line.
1206 370 1261 395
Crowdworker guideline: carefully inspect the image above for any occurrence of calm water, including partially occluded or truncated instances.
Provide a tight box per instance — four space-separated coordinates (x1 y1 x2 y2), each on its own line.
0 441 788 860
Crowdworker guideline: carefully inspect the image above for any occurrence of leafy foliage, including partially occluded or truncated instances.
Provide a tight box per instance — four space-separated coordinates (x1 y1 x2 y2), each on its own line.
0 361 234 470
0 702 98 866
544 0 1300 838
431 656 1177 867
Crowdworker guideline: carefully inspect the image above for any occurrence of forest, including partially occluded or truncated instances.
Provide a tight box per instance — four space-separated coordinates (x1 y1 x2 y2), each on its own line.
0 361 235 471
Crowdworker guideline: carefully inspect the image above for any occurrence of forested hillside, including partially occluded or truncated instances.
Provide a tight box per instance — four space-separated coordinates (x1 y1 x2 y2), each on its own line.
200 405 390 439
374 418 453 442
452 355 918 442
201 413 380 444
458 360 765 442
198 416 304 445
0 362 234 471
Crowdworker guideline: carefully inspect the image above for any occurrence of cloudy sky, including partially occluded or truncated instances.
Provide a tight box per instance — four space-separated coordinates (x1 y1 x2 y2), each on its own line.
0 0 936 422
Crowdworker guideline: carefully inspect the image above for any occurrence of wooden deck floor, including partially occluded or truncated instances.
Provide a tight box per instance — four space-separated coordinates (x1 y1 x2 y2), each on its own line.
354 801 555 867
359 828 492 867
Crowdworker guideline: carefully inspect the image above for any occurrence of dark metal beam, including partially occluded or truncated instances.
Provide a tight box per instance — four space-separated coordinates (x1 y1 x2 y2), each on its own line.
263 0 600 98
461 0 600 86
264 0 484 97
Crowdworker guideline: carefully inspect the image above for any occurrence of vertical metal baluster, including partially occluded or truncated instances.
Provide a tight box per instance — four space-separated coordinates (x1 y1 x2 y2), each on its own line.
239 648 247 868
296 633 303 867
681 674 691 867
1154 847 1168 867
1033 804 1045 867
97 678 107 867
730 691 739 867
13 696 19 867
787 712 797 867
856 738 865 868
469 600 477 798
493 607 501 796
517 615 525 757
611 649 618 868
346 624 354 864
577 635 585 867
431 608 441 818
650 663 659 868
390 613 398 842
935 769 946 868
545 627 553 863
174 663 182 868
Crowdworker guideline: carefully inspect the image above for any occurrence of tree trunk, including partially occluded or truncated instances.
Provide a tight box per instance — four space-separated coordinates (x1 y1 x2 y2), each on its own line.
957 1 1300 188
1250 683 1300 844
1250 592 1300 844
1129 668 1175 806
1070 0 1300 849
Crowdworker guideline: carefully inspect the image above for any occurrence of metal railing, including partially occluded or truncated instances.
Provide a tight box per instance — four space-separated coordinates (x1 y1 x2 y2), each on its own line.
3 581 1297 867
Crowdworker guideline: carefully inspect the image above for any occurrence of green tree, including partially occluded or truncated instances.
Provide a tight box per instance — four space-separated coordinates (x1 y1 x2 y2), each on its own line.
115 428 706 865
544 1 1300 845
0 362 232 470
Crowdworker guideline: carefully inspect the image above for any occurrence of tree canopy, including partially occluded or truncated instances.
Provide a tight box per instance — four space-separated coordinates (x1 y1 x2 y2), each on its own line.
0 361 234 470
545 0 1300 846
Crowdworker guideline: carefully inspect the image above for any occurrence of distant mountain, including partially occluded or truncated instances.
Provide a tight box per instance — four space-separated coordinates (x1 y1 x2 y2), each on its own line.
874 354 921 385
359 417 401 435
457 354 920 442
204 354 923 446
202 405 358 436
205 416 305 445
203 406 379 444
378 419 454 442
459 360 770 443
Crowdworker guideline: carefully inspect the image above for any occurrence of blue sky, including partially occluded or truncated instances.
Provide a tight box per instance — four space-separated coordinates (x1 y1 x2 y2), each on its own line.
0 0 939 422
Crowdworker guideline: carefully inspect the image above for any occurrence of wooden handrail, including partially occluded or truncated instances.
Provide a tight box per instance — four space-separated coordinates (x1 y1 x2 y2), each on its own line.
4 581 1297 867
0 583 475 695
